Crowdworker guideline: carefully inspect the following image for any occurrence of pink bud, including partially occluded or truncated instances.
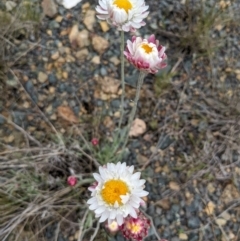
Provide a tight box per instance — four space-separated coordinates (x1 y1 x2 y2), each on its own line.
91 138 99 146
67 176 77 186
105 220 119 234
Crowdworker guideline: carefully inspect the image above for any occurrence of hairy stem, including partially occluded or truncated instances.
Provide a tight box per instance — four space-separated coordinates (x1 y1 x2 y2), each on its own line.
119 71 146 157
118 31 125 130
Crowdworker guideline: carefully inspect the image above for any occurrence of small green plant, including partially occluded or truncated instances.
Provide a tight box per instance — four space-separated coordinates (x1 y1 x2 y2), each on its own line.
154 71 175 96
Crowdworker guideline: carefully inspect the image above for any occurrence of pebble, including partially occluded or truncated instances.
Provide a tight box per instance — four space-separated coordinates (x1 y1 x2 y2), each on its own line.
41 0 57 18
187 216 201 229
215 218 227 226
91 56 100 64
48 73 57 84
99 21 110 32
25 81 36 102
156 199 171 210
49 86 56 94
51 51 60 60
77 30 90 48
0 115 5 124
4 135 14 143
92 35 109 54
169 181 180 191
55 15 63 23
76 48 89 61
38 71 48 83
83 10 96 31
179 233 188 240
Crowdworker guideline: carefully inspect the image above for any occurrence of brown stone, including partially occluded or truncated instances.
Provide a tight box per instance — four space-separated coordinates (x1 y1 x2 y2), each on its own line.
41 0 57 18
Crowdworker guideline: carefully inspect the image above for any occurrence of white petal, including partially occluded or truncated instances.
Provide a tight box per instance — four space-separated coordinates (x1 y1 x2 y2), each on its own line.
109 209 117 220
127 205 137 218
87 197 97 205
62 0 82 9
116 214 123 225
95 206 106 214
89 202 99 210
120 193 130 204
131 172 141 180
93 173 102 183
128 165 134 173
99 211 109 222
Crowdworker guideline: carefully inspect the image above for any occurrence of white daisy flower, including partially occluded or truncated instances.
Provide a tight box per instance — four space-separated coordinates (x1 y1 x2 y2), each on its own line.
87 162 149 225
62 0 82 9
96 0 149 32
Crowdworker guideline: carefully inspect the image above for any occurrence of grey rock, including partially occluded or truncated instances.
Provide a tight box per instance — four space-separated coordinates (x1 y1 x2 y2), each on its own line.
166 211 174 222
25 81 38 103
95 100 103 106
162 227 171 238
187 216 201 229
171 204 180 213
110 99 121 109
49 20 60 29
153 216 162 227
58 83 66 93
172 237 180 241
48 73 57 84
0 115 5 124
159 134 174 150
189 234 199 241
160 217 170 226
100 67 107 76
147 204 155 216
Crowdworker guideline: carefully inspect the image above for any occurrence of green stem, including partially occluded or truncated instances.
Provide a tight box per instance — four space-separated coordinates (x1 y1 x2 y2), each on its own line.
118 31 125 130
119 71 146 158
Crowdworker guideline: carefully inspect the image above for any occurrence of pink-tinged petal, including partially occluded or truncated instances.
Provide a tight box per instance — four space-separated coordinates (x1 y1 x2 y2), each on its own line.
124 34 167 73
148 34 156 44
96 7 108 14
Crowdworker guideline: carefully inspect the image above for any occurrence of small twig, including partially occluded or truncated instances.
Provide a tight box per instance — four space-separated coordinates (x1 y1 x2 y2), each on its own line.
213 214 230 241
9 69 65 147
90 221 100 241
0 35 16 47
74 145 100 168
54 222 60 241
78 210 89 241
0 114 41 147
10 41 40 67
170 56 184 74
140 209 161 241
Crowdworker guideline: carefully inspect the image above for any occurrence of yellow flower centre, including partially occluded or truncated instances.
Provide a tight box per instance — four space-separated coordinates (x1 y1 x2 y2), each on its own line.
141 44 153 54
113 0 133 12
101 179 129 205
126 221 142 234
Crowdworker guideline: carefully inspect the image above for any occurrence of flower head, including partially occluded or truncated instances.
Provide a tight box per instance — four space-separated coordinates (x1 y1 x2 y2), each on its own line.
62 0 82 9
87 162 148 225
96 0 149 32
91 138 99 146
124 35 167 74
105 220 119 233
67 176 77 186
119 211 150 241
